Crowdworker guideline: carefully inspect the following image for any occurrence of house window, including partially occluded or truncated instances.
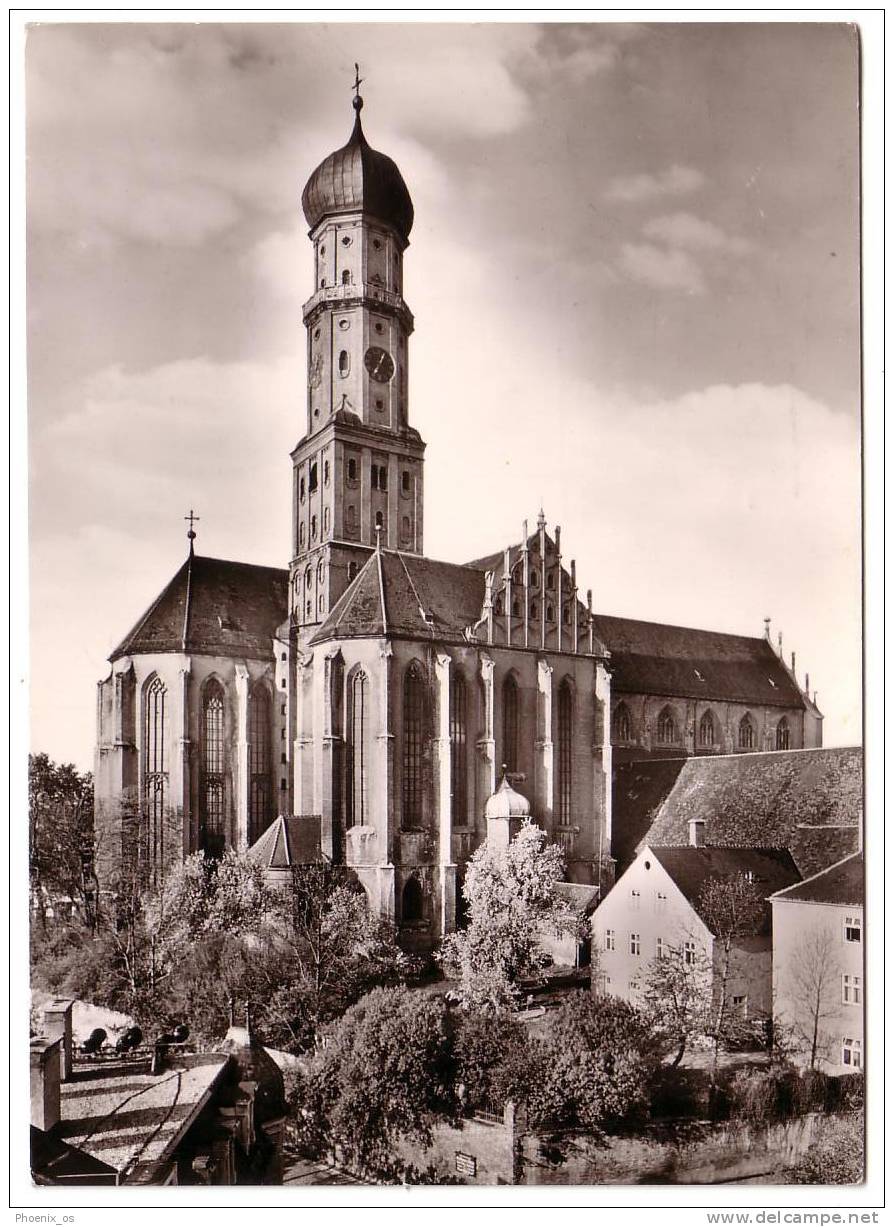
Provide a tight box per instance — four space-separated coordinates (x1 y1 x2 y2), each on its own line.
738 713 755 750
655 891 668 912
684 940 697 966
612 703 632 742
450 671 468 826
842 974 861 1005
346 670 370 827
630 933 641 956
402 664 426 828
655 937 667 959
699 711 715 747
604 929 616 952
247 686 272 843
597 974 611 996
776 717 790 750
502 674 519 774
143 676 168 882
656 706 677 744
845 915 862 943
630 888 641 909
842 1037 862 1069
556 679 573 824
201 681 226 856
732 994 749 1016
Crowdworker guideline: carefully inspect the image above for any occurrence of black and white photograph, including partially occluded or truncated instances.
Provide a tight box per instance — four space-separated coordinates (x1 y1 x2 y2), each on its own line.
15 13 879 1207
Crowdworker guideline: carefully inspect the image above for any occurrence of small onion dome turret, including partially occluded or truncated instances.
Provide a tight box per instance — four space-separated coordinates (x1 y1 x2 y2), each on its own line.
484 775 531 821
302 95 414 241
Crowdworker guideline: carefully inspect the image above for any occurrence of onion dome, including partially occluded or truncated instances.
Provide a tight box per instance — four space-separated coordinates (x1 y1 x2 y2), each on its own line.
301 95 414 240
484 775 532 821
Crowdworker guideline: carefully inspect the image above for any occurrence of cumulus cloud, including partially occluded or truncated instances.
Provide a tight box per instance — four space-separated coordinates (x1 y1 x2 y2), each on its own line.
643 211 752 255
618 241 706 293
604 164 706 204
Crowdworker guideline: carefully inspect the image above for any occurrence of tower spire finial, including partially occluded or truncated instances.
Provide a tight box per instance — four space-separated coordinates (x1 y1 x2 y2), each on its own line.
184 508 200 554
352 62 364 114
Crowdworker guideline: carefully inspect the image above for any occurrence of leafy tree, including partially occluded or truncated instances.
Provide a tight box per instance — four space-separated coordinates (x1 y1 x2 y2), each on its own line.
635 941 714 1066
29 753 95 930
298 986 456 1178
440 818 581 1013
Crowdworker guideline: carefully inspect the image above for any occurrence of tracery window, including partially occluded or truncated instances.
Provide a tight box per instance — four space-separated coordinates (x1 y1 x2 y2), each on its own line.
776 717 790 750
402 664 426 827
201 680 226 856
738 713 755 750
556 679 573 824
612 702 632 742
656 706 677 745
143 676 168 882
346 670 370 827
502 674 519 774
450 671 468 825
247 685 272 842
699 710 716 747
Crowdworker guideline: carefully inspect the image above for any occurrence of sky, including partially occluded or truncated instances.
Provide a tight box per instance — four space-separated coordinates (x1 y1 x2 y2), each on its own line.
24 20 863 770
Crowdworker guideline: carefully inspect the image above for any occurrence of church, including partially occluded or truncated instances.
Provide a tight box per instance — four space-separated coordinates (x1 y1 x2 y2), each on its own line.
94 88 822 947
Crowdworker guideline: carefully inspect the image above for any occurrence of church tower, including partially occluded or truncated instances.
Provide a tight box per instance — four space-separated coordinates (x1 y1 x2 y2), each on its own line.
290 88 425 631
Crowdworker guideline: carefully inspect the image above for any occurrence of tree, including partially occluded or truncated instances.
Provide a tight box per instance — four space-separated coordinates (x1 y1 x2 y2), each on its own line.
29 753 95 930
439 818 582 1013
698 872 766 1080
635 940 714 1066
783 926 843 1070
298 986 456 1178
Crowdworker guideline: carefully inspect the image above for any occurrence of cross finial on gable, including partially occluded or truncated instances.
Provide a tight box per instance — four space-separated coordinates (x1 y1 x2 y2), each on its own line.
184 508 200 553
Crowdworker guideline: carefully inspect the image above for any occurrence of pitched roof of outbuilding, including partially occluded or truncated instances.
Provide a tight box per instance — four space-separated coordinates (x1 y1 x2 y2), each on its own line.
310 548 487 645
648 845 801 936
111 553 288 663
247 816 323 868
770 851 863 907
641 746 863 879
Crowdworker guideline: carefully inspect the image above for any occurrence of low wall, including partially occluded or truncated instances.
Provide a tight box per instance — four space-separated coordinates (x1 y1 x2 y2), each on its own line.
394 1104 521 1185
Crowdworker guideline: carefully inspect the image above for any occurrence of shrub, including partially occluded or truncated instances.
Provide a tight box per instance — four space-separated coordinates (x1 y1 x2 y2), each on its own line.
784 1112 864 1184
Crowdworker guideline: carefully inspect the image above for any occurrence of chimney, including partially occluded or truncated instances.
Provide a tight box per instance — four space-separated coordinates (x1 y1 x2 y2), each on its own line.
31 1037 62 1132
689 818 706 848
42 999 74 1082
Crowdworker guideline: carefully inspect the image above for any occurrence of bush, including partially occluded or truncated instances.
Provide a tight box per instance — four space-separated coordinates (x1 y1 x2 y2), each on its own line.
784 1112 864 1184
728 1066 800 1125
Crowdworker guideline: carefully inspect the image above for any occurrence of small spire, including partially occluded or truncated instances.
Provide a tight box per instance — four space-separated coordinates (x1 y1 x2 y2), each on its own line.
184 508 200 553
537 506 546 530
763 616 771 640
352 62 364 115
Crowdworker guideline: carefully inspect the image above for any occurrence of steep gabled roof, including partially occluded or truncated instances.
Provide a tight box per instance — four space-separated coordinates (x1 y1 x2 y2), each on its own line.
591 612 806 709
641 746 863 879
310 549 486 645
770 851 863 907
247 816 323 869
612 757 689 870
111 554 288 662
649 845 801 936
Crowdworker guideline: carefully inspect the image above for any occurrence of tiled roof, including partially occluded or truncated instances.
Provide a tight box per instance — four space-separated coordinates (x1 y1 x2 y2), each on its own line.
311 549 486 645
31 1126 117 1184
111 553 288 663
641 746 863 879
58 1057 229 1178
247 816 323 868
554 882 601 913
591 613 806 709
770 851 863 907
612 757 689 870
649 845 801 936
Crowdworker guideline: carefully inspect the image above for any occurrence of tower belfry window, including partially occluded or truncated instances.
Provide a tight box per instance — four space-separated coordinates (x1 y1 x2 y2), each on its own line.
338 350 350 377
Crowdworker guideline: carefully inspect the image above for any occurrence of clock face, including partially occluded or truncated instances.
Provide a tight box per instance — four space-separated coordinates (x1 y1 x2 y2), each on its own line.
364 345 395 383
308 352 323 389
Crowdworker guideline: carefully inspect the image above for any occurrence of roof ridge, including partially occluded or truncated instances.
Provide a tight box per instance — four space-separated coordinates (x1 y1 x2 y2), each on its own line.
376 547 389 635
181 549 195 651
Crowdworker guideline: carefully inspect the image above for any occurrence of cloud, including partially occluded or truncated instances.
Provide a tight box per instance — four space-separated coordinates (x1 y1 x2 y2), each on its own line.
604 164 706 204
618 241 706 293
643 211 752 255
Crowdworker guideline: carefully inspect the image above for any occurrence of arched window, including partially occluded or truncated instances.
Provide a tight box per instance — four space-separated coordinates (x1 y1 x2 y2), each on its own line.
304 566 311 589
563 606 571 626
341 269 351 285
402 664 426 827
309 462 318 492
776 717 791 750
557 679 573 824
402 876 424 924
547 571 556 590
656 706 677 745
247 686 272 842
450 671 468 825
739 713 755 750
346 457 358 482
338 350 350 377
143 676 168 882
530 601 539 620
512 599 521 617
502 674 519 774
201 680 226 856
317 560 325 582
531 571 540 589
612 702 632 743
346 670 370 827
546 604 554 621
699 710 716 748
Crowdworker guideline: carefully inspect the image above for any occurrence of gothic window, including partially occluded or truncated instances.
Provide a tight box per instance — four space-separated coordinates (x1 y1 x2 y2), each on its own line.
699 710 716 747
512 599 521 617
346 670 370 827
502 674 519 774
402 664 426 828
531 571 540 588
402 876 424 924
201 680 226 856
309 463 318 492
338 350 350 377
557 679 573 824
738 713 756 750
656 706 677 745
530 601 538 620
450 671 468 825
612 702 632 743
143 676 168 881
547 572 556 589
776 717 791 750
546 604 554 621
247 685 272 842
